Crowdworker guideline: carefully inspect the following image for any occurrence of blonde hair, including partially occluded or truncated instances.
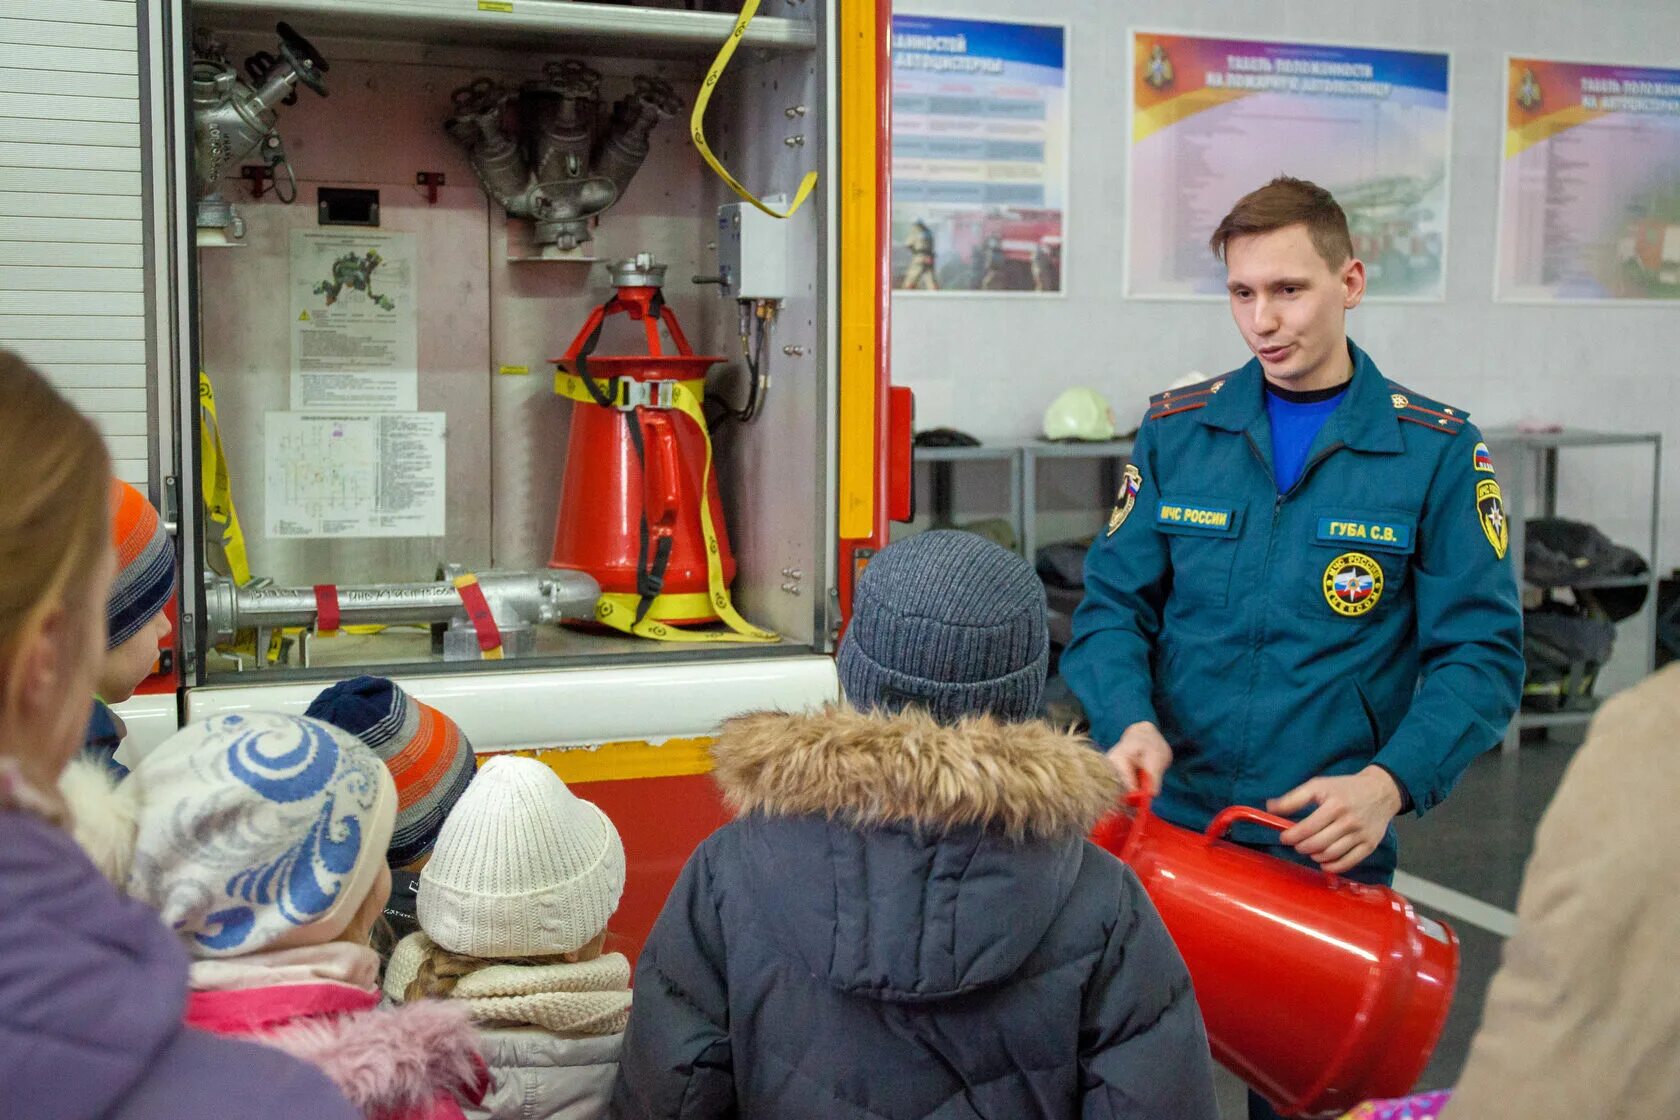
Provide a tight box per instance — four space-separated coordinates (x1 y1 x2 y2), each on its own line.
401 930 613 1004
0 352 112 720
403 933 574 1002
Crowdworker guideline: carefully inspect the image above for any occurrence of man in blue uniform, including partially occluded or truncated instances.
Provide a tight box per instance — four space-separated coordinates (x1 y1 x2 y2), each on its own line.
1066 177 1523 886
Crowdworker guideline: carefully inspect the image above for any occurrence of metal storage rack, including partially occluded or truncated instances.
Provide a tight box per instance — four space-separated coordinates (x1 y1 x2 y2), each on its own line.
909 439 1137 560
1482 428 1663 751
1018 439 1136 562
912 444 1025 554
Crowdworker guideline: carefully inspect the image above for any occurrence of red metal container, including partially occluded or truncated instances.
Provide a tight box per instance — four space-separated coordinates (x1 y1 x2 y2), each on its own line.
1092 794 1459 1118
548 260 734 625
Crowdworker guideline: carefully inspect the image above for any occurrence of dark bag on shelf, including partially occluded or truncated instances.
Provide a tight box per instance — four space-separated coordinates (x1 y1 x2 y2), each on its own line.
1521 604 1619 713
1525 517 1650 621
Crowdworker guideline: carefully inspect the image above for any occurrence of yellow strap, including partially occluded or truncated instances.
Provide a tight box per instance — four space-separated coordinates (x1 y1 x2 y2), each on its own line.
553 373 707 409
198 370 252 586
552 375 778 644
691 0 817 220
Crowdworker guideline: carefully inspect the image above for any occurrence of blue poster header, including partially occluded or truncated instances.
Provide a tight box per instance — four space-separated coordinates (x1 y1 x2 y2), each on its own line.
892 15 1065 73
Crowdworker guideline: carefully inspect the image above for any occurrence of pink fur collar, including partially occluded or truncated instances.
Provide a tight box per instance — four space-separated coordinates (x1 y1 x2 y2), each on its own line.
190 985 487 1118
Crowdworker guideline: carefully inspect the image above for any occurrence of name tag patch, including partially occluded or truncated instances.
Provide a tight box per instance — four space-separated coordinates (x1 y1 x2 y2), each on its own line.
1317 517 1412 551
1156 501 1236 534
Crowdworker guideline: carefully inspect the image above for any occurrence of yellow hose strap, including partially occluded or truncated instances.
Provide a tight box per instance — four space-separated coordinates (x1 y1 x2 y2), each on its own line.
198 370 252 586
691 0 817 220
553 374 707 410
552 374 779 644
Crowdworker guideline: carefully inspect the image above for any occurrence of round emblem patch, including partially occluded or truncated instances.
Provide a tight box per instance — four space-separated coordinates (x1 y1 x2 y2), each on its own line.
1322 551 1385 617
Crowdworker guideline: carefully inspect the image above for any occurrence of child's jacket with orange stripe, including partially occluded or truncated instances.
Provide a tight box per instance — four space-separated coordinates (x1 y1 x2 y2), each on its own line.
1064 340 1523 876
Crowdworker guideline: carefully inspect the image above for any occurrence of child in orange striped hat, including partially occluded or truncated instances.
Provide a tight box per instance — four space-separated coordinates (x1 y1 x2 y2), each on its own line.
83 480 176 774
307 676 477 870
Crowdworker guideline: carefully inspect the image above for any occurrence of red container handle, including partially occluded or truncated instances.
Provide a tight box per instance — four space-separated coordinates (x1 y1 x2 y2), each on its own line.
1127 766 1156 804
641 414 683 526
1205 805 1339 886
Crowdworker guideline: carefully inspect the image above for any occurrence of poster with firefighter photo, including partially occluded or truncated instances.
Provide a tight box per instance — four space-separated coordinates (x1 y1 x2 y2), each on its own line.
1496 56 1680 302
1126 32 1452 301
890 15 1068 296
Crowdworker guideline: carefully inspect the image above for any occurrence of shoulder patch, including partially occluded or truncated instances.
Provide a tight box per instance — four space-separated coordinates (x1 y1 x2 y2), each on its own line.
1387 380 1469 435
1147 374 1227 420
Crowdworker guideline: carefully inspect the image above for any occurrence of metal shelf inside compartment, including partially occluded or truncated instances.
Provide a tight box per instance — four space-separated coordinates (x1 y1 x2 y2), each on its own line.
191 0 818 57
1523 575 1654 591
202 625 816 687
1515 708 1596 729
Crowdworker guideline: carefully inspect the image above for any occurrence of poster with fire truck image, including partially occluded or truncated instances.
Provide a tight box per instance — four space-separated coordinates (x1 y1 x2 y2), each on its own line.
1497 56 1680 302
890 15 1068 295
1126 31 1452 301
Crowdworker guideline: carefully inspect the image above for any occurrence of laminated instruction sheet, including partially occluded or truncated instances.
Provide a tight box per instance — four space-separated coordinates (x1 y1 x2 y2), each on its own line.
289 229 419 410
265 412 446 539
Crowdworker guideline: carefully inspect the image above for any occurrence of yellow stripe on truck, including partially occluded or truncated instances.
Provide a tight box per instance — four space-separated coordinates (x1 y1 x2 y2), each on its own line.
486 737 718 784
837 0 879 539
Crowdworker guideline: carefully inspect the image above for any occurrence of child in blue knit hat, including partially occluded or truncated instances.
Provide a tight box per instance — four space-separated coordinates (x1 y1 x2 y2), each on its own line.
306 676 478 871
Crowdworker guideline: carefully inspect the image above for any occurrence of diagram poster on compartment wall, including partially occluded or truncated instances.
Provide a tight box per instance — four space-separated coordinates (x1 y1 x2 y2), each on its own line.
265 412 446 539
1127 32 1451 300
1497 57 1680 302
289 229 419 410
890 14 1068 295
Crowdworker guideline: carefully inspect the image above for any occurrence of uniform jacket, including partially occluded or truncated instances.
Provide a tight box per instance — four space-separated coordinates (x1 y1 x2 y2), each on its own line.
1064 342 1523 871
186 980 486 1120
610 706 1219 1120
1443 665 1680 1120
0 804 359 1120
469 1028 621 1120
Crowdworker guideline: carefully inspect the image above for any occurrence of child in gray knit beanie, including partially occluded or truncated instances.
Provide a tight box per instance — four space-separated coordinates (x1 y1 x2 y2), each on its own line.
611 528 1218 1118
838 529 1049 722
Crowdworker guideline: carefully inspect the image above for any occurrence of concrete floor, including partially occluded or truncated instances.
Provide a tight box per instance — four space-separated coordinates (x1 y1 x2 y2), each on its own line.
1212 728 1583 1118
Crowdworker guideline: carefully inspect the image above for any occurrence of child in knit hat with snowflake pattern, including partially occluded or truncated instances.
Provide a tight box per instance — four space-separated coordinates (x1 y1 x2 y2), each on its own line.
384 755 630 1120
101 710 491 1120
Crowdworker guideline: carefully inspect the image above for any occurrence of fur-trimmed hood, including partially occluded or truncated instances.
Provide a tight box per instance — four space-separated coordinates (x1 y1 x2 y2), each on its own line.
58 754 139 884
710 706 1121 841
705 707 1123 1002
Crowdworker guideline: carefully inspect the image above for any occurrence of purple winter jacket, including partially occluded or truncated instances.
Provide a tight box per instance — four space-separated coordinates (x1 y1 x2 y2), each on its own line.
0 807 360 1120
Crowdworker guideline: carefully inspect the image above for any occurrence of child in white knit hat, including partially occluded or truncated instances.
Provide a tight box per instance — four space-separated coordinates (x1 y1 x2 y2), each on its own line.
384 755 630 1120
93 711 491 1120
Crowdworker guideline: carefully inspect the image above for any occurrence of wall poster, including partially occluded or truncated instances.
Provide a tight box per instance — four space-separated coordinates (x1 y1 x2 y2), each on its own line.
1497 56 1680 302
1127 31 1452 301
890 14 1069 295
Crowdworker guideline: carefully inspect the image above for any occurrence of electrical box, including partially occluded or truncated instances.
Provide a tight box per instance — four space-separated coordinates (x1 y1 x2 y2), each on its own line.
717 196 791 301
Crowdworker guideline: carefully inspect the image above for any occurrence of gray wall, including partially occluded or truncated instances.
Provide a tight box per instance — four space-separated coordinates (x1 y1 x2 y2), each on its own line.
892 0 1680 570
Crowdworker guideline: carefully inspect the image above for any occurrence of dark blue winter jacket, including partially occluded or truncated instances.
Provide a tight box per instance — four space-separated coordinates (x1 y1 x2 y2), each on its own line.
610 707 1218 1120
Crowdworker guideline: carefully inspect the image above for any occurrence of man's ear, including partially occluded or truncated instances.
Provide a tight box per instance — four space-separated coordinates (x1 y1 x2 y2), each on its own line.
1342 257 1368 310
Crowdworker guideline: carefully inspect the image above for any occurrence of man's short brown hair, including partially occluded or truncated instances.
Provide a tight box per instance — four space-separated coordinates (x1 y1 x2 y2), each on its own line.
1209 176 1353 269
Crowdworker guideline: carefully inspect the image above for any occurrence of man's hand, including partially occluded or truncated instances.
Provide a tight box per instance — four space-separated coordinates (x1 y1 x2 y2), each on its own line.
1105 722 1173 795
1268 766 1404 875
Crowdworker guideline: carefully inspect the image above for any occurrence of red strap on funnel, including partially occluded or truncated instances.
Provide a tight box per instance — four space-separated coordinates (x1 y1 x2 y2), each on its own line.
313 585 340 634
